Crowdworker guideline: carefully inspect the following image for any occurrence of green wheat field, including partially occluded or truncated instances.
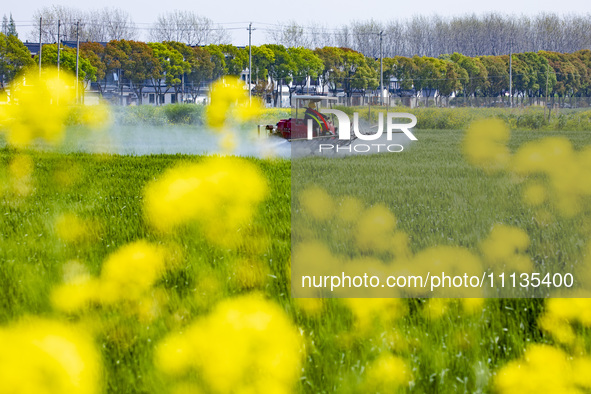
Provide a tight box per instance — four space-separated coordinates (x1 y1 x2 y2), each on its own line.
2 125 591 392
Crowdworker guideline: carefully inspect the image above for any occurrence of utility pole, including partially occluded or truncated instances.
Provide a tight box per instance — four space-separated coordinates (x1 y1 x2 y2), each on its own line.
248 22 252 105
38 17 42 77
379 31 383 107
76 21 80 103
57 20 61 78
509 40 512 108
545 63 550 120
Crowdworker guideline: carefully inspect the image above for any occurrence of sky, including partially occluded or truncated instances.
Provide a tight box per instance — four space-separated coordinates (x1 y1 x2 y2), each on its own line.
5 0 591 46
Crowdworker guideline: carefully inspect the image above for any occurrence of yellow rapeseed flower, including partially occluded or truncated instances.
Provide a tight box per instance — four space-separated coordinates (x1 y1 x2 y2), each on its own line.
355 204 397 252
343 298 407 333
494 344 591 393
539 297 591 346
0 69 76 147
229 258 269 290
97 241 166 304
422 298 450 319
0 318 101 394
337 196 363 223
51 241 167 311
155 294 303 394
54 213 99 244
462 119 510 172
460 298 485 315
206 77 263 131
479 224 532 272
363 353 411 392
409 246 483 297
50 261 97 313
293 298 325 317
6 154 34 197
511 137 591 217
522 181 548 207
299 186 335 221
143 157 268 246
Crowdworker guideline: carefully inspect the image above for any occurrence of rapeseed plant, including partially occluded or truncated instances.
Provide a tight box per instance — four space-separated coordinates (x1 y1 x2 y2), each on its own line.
0 69 76 147
205 77 264 154
363 353 411 392
143 157 268 246
0 318 101 394
479 224 532 272
155 293 303 394
462 119 510 172
494 344 591 393
52 241 167 312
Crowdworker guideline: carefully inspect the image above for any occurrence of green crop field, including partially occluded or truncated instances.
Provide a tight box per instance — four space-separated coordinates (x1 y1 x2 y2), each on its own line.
2 126 591 393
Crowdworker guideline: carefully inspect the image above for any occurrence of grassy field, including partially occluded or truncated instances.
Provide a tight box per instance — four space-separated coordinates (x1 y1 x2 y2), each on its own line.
334 106 591 131
1 128 591 392
292 129 589 267
81 103 591 132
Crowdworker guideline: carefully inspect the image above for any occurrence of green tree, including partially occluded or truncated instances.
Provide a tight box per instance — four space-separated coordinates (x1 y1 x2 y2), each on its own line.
351 57 379 96
450 52 489 103
261 44 296 105
165 41 215 101
80 42 107 95
438 60 466 102
207 44 246 76
148 42 190 104
107 40 160 104
389 56 418 91
35 44 97 86
573 50 591 97
539 51 579 105
288 47 324 94
204 45 226 80
250 45 274 83
340 48 368 97
413 56 446 106
0 33 33 90
313 47 344 95
480 56 509 98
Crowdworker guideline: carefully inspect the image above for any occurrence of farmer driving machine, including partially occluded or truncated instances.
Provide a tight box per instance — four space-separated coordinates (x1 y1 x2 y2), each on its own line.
264 95 356 150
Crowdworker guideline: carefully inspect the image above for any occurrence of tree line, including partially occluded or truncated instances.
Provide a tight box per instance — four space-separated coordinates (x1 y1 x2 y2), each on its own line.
270 13 591 59
20 7 591 58
27 6 229 45
2 31 591 106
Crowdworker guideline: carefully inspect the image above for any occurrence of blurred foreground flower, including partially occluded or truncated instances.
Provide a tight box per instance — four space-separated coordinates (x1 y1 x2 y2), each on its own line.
463 121 591 217
0 68 111 147
52 241 167 313
363 353 411 392
511 138 591 217
143 157 268 246
495 344 591 393
344 298 407 334
0 318 101 394
539 298 591 347
205 77 264 153
479 224 532 272
206 77 263 130
0 69 76 147
0 154 35 198
462 119 510 172
155 293 303 393
54 213 101 244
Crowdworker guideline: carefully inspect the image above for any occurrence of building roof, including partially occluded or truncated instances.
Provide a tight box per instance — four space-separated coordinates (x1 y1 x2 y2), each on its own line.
22 41 108 55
